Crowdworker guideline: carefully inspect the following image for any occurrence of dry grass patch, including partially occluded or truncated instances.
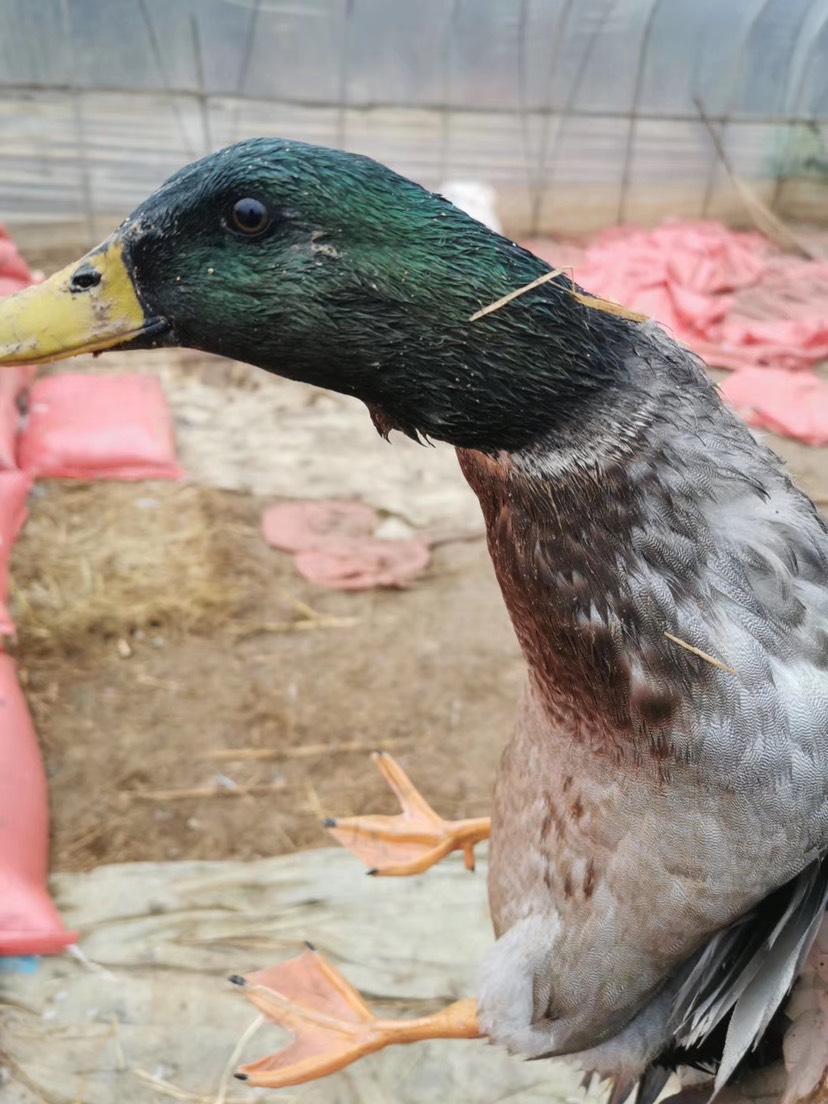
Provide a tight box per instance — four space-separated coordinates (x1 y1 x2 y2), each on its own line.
10 481 256 656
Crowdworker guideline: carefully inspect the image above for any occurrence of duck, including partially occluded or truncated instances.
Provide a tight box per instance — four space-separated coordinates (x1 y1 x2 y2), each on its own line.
1 138 827 1104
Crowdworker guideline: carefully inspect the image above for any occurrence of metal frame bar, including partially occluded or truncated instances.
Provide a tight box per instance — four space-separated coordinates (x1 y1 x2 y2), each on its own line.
617 0 664 224
229 0 262 144
699 0 775 217
529 0 576 235
136 0 197 158
336 0 353 151
60 0 94 237
0 82 820 128
533 0 625 227
769 0 828 209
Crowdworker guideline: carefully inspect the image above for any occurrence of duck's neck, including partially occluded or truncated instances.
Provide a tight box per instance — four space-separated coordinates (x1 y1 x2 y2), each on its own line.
355 285 646 456
458 445 656 757
456 339 726 763
247 228 649 456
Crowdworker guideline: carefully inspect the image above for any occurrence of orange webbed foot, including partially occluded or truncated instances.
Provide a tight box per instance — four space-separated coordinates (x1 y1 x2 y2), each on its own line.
233 947 480 1088
323 751 491 875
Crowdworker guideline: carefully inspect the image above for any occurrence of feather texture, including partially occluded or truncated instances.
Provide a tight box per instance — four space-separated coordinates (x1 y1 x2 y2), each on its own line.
714 869 828 1093
653 861 828 1099
672 863 828 1057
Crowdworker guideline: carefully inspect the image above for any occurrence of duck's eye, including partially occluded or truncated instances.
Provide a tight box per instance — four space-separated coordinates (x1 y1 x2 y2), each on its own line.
229 197 270 237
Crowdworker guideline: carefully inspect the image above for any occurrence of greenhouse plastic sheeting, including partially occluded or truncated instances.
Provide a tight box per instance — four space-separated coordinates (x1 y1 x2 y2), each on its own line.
0 0 827 237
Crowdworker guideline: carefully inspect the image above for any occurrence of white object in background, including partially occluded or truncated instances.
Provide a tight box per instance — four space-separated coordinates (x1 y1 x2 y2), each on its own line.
440 181 502 234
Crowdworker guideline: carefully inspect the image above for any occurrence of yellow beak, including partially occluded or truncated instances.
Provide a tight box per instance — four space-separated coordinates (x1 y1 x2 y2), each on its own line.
0 239 161 367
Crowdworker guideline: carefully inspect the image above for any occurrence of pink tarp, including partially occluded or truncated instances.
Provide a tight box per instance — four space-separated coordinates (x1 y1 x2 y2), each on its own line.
525 222 828 373
524 222 828 445
0 652 76 956
0 230 34 285
0 226 183 957
0 228 36 472
0 471 33 635
0 226 76 954
0 367 35 471
262 500 430 590
721 368 828 447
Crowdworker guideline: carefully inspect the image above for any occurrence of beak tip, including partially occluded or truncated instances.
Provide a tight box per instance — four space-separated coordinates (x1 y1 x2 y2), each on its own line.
0 239 154 366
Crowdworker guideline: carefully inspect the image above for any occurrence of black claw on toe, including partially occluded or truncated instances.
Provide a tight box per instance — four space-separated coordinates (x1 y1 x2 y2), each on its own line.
234 1073 249 1081
366 868 379 876
228 974 247 987
304 939 317 952
321 817 337 828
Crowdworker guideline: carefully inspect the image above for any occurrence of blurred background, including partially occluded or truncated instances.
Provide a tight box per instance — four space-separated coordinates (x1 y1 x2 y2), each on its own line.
2 0 828 255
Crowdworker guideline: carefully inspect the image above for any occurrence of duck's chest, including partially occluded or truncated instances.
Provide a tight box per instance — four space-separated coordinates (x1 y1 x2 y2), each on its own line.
485 682 791 1008
455 446 828 958
455 446 713 763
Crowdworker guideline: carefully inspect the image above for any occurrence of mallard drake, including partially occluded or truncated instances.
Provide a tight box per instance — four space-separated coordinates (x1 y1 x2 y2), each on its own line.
1 139 827 1104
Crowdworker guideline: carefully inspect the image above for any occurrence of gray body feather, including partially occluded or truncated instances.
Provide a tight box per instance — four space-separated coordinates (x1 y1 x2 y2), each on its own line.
671 859 828 1093
460 321 828 1100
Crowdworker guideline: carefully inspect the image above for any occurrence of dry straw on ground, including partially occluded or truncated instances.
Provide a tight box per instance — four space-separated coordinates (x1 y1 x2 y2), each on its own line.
10 481 255 656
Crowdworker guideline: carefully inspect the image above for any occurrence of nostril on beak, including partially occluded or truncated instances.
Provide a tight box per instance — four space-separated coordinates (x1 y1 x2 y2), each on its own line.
69 267 102 292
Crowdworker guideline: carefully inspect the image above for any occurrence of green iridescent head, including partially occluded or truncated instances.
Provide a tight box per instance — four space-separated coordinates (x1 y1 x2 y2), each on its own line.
0 138 638 452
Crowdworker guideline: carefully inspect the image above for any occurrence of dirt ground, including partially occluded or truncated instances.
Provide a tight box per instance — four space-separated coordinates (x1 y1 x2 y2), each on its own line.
9 345 828 877
10 351 524 873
